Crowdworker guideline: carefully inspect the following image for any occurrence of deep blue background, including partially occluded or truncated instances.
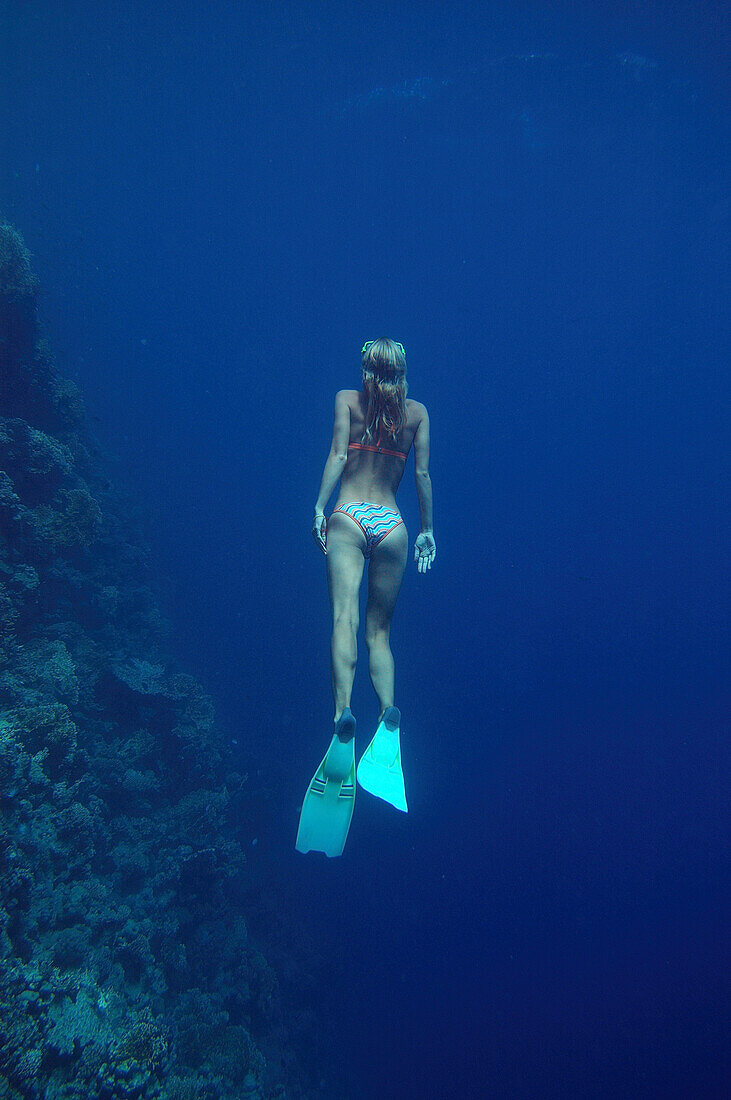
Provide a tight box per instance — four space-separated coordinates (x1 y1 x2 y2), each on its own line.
3 2 728 1096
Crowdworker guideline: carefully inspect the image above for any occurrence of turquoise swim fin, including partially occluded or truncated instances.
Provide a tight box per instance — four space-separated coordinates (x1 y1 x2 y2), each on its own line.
357 706 408 812
296 711 356 857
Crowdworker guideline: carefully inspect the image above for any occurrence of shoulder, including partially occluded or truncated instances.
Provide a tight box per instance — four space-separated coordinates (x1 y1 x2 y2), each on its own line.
406 398 429 424
335 388 359 407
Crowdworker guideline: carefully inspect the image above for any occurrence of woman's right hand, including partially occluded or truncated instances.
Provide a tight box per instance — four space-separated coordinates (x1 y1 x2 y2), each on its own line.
312 511 327 555
414 531 436 573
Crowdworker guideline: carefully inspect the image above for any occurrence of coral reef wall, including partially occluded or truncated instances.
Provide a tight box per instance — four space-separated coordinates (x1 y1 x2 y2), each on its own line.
0 223 309 1100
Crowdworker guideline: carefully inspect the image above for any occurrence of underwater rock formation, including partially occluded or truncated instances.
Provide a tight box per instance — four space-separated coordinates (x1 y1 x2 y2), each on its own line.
0 223 310 1099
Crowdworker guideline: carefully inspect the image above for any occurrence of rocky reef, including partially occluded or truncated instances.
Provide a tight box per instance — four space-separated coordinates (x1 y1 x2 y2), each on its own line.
0 223 312 1099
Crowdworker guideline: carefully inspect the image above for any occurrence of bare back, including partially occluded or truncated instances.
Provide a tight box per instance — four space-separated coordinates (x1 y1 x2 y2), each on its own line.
335 390 426 510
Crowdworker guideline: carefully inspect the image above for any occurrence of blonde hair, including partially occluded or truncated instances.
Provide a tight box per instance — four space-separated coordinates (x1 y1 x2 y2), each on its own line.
360 338 408 444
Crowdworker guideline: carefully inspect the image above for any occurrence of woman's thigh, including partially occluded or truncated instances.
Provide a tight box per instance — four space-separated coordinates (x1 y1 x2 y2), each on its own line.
366 521 408 633
326 510 366 618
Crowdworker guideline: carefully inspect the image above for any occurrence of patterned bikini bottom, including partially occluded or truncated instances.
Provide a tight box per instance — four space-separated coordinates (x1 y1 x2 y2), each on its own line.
331 501 403 558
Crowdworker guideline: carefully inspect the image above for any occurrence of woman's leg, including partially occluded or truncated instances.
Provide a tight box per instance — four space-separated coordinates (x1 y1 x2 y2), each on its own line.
364 522 408 718
326 512 366 722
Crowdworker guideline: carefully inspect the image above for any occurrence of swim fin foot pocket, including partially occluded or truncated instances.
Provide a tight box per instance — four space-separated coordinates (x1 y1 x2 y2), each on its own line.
333 707 356 744
296 710 356 857
357 706 408 813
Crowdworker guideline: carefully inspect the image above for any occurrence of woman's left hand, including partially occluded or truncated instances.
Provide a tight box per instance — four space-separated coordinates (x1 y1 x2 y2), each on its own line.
312 511 327 555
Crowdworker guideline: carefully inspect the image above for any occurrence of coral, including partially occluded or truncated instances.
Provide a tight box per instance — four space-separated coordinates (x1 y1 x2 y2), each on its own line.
9 564 39 591
31 486 102 550
10 640 80 705
47 374 85 431
0 473 21 518
248 950 281 1024
165 1074 208 1100
0 585 19 646
116 1010 169 1071
111 657 167 696
27 425 72 474
0 227 42 428
0 221 310 1100
49 926 91 969
204 1023 262 1090
0 1075 24 1099
0 704 78 777
53 802 96 867
0 224 37 364
0 224 36 299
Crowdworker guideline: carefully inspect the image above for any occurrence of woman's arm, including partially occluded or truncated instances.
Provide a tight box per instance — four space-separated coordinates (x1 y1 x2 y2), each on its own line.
413 406 433 532
413 405 436 572
315 390 351 513
312 391 351 553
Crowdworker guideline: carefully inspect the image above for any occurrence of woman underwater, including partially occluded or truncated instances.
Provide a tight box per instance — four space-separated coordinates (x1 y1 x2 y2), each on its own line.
296 338 435 856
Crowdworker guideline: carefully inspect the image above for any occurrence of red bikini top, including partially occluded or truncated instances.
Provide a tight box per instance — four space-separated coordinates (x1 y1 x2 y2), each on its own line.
348 440 408 460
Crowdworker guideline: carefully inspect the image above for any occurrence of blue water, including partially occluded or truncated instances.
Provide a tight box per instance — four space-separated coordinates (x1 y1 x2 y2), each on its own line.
3 2 728 1096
